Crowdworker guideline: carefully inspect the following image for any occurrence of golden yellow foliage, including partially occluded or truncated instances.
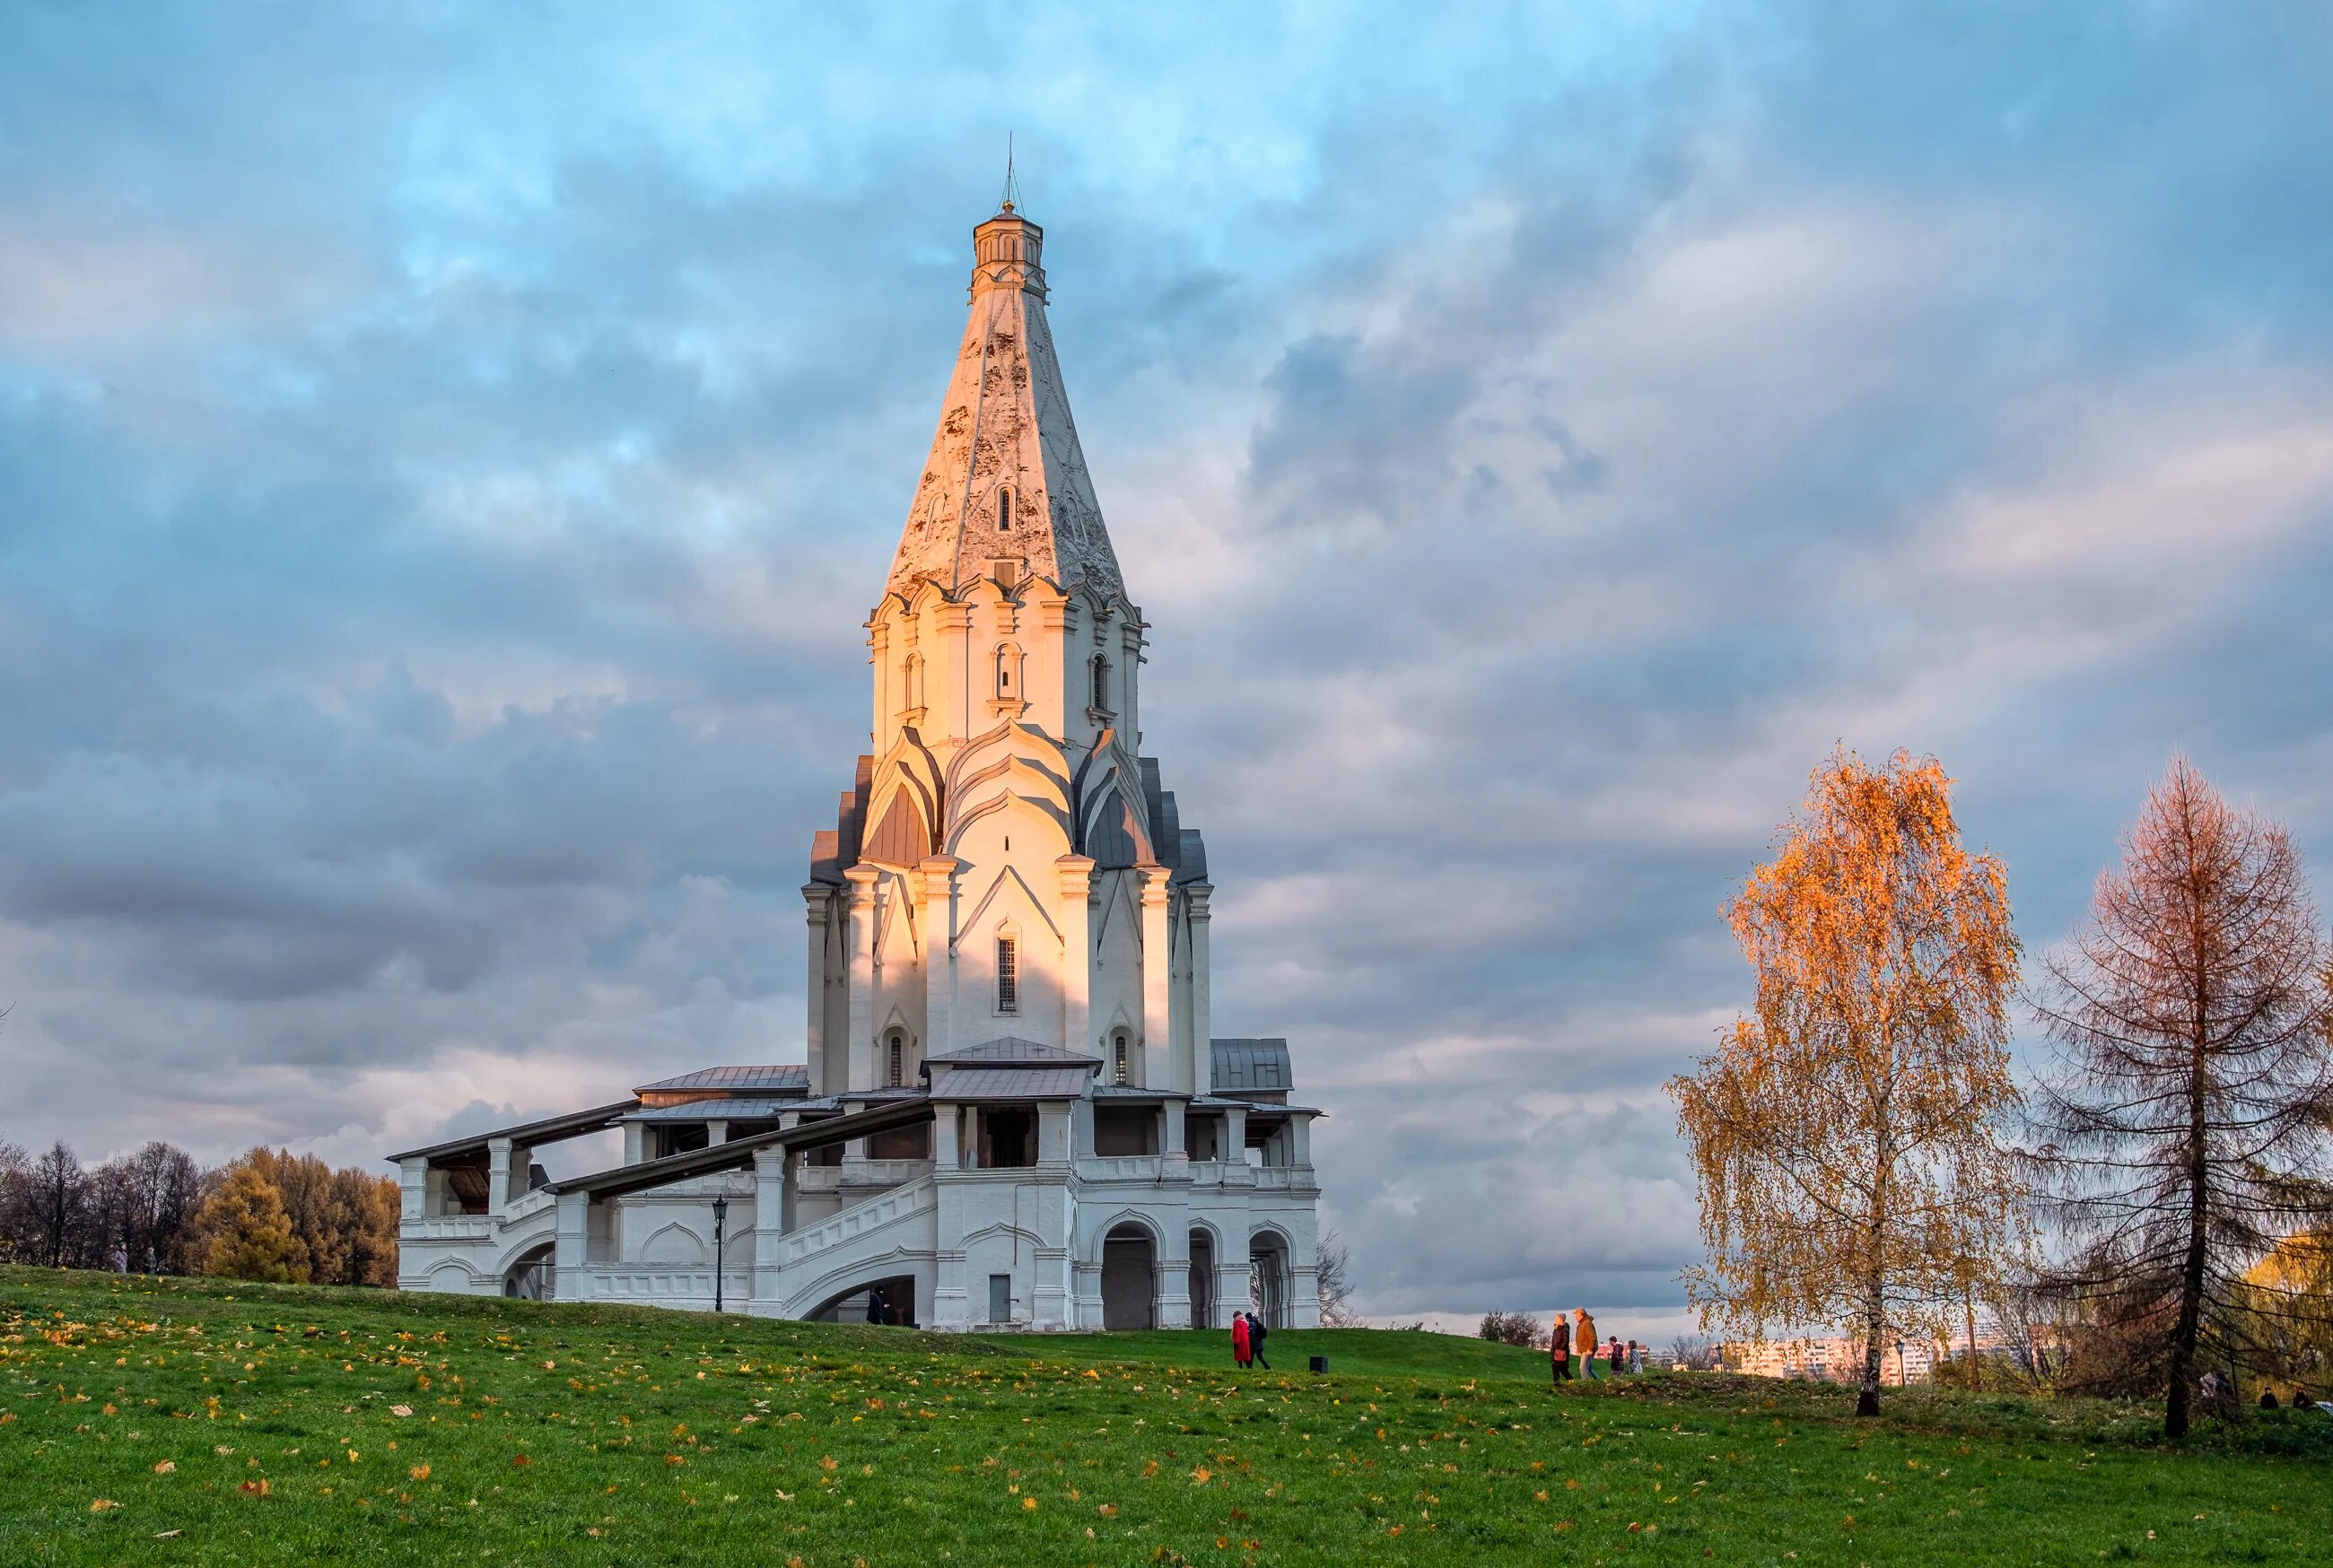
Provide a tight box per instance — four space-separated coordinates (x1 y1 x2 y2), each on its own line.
1668 748 2027 1413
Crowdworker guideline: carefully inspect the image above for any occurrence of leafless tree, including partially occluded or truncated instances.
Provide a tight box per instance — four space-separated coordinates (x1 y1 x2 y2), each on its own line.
1666 1333 1721 1371
1476 1310 1543 1348
1314 1228 1363 1327
2026 758 2333 1437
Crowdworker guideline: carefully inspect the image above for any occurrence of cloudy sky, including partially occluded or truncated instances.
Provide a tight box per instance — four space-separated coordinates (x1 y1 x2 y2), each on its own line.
4 3 2331 1329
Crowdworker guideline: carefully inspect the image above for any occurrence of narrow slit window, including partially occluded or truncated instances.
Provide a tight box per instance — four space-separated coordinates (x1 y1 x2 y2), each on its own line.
887 1034 904 1088
998 489 1011 531
1091 657 1109 711
1113 1034 1130 1085
996 936 1018 1014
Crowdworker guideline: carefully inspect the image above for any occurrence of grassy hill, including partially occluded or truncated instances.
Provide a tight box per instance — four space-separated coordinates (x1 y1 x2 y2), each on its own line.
4 1267 2329 1565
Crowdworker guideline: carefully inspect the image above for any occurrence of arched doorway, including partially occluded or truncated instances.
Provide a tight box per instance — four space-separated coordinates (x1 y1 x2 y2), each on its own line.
1249 1231 1290 1328
1188 1229 1217 1328
1100 1223 1157 1330
807 1273 919 1327
502 1241 555 1302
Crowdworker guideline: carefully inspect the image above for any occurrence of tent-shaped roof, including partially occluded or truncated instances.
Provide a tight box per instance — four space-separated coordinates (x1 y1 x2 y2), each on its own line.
633 1065 809 1096
927 1036 1101 1068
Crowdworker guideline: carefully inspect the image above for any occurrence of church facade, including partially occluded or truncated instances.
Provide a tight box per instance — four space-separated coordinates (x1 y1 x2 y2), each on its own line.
389 201 1324 1330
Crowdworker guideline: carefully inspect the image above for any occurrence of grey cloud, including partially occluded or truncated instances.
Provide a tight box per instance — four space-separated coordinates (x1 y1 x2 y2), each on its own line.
4 3 2332 1326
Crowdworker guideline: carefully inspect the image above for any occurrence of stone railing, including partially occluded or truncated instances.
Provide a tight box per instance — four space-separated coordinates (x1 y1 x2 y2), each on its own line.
404 1215 494 1241
1073 1154 1181 1183
502 1187 557 1224
577 1267 752 1307
780 1176 935 1266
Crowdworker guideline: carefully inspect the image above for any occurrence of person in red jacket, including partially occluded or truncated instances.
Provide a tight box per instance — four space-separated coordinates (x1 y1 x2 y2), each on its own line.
1550 1312 1572 1383
1232 1311 1251 1368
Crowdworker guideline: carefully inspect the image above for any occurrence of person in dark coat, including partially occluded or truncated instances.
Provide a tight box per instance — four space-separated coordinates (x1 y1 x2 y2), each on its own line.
865 1285 887 1325
1550 1313 1572 1383
1247 1311 1271 1370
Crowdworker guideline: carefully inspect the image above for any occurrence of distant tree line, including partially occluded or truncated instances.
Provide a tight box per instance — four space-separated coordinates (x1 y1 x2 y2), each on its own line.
1668 751 2333 1437
0 1137 398 1287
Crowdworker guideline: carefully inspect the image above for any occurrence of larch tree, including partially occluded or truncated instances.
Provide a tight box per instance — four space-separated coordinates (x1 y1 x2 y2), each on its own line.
1669 748 2026 1416
2027 756 2333 1438
196 1163 301 1284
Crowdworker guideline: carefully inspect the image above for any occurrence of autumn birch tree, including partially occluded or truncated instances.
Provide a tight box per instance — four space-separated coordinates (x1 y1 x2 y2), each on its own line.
2027 757 2333 1437
1669 749 2025 1416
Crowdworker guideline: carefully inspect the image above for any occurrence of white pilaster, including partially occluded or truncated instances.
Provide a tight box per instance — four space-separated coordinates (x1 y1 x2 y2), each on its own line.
1138 862 1173 1089
844 865 881 1092
1057 854 1097 1053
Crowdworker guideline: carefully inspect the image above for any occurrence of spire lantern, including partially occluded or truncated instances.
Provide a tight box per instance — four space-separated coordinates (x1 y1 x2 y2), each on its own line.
971 207 1045 299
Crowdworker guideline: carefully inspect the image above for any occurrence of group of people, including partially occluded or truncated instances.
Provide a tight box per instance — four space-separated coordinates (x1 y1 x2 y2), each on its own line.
1229 1310 1271 1369
1549 1308 1643 1383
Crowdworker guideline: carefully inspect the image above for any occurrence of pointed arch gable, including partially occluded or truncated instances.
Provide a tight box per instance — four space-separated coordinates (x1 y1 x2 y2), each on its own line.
865 787 933 867
955 862 1063 950
1080 785 1151 869
945 788 1073 860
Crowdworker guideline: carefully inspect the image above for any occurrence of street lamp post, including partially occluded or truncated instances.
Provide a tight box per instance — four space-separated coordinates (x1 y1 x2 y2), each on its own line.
712 1195 729 1315
1895 1338 1906 1387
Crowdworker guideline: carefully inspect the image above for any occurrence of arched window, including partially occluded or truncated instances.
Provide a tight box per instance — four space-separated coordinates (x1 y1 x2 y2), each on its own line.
887 1032 904 1088
994 641 1021 698
998 488 1011 532
995 936 1018 1015
1113 1032 1131 1086
1091 656 1110 712
901 652 922 712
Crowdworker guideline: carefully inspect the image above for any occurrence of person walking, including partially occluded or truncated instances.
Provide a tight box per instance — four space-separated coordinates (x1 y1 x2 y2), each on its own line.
1550 1313 1572 1384
1247 1311 1271 1370
1628 1339 1644 1375
865 1285 887 1325
1232 1311 1251 1369
1574 1309 1598 1379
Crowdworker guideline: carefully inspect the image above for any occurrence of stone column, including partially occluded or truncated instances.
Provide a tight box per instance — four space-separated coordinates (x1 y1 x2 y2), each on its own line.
803 884 834 1096
919 856 961 1061
554 1191 591 1277
1290 1114 1313 1168
706 1120 729 1147
622 1121 645 1165
487 1137 513 1213
934 1105 961 1170
1055 854 1097 1054
398 1158 427 1221
1038 1102 1073 1165
1158 1224 1192 1328
1162 1099 1187 1163
1223 1103 1248 1169
752 1148 788 1307
1137 862 1173 1090
1184 882 1213 1094
1216 1227 1254 1329
843 865 882 1092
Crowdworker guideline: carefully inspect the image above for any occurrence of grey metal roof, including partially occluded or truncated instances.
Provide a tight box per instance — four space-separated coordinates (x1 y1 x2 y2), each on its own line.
1210 1038 1291 1093
1188 1093 1325 1116
928 1036 1101 1067
1088 1084 1187 1101
931 1067 1094 1101
545 1096 937 1201
386 1100 640 1164
619 1097 804 1123
633 1065 809 1095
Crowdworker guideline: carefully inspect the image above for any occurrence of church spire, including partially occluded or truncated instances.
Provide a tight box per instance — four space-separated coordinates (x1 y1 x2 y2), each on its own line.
885 202 1123 603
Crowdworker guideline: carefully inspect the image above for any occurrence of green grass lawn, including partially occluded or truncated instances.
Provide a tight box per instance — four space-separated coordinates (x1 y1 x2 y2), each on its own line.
4 1267 2329 1566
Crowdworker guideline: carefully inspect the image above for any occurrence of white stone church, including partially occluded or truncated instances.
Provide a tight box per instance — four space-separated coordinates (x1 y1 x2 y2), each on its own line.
391 198 1324 1331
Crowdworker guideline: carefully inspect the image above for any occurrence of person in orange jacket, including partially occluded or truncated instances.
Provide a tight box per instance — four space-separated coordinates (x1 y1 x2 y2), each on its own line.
1574 1309 1598 1378
1550 1312 1572 1383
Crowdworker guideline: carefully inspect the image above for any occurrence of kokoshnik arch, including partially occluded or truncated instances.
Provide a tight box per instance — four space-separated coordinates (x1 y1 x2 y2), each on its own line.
389 198 1326 1331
